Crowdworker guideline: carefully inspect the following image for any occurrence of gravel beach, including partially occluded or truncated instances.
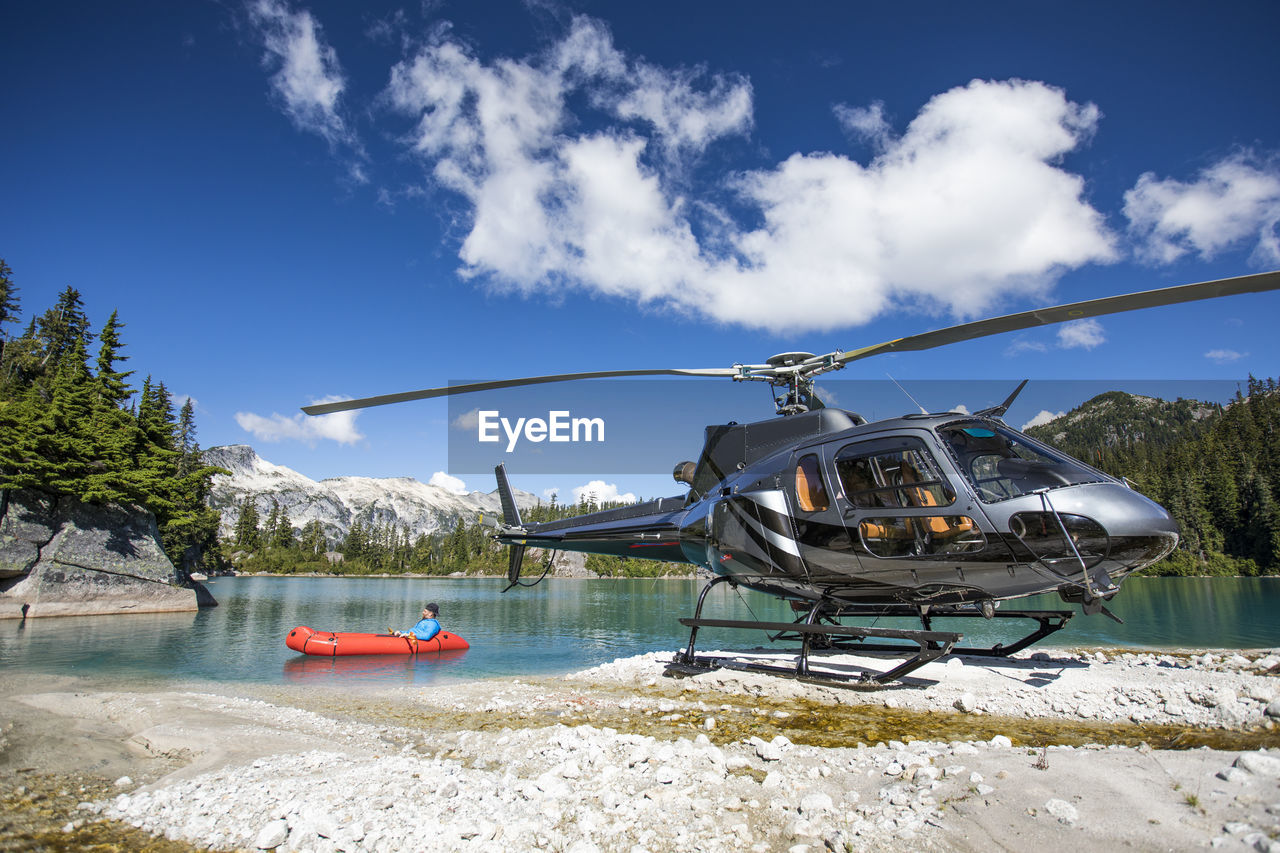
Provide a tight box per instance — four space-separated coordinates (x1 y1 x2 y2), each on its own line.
4 647 1280 852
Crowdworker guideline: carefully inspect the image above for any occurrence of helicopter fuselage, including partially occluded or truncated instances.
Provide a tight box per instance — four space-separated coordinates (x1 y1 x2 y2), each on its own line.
498 408 1179 611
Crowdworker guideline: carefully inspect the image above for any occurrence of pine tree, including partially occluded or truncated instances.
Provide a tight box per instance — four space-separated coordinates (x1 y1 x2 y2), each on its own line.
271 502 296 550
299 520 326 556
35 286 93 373
94 310 133 409
233 498 262 550
0 259 19 362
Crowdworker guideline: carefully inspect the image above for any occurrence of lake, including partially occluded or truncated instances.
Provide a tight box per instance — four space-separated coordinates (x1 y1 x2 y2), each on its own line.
2 576 1278 689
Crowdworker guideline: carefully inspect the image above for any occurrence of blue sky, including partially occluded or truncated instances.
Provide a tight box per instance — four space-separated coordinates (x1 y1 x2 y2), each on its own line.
3 1 1279 503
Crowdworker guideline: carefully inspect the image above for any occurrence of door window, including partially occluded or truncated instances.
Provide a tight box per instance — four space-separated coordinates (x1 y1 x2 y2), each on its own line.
793 453 829 512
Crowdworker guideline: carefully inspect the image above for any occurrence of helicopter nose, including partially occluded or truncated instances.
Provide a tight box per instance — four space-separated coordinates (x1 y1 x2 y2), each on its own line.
1009 483 1179 574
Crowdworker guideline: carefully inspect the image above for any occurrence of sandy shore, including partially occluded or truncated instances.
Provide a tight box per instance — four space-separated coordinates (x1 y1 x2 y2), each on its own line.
4 647 1280 852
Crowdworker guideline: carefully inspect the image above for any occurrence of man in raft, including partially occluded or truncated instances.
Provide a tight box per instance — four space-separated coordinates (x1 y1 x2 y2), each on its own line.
395 603 441 641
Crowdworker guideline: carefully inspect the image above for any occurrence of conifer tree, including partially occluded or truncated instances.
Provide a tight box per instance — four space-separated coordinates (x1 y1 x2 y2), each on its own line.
0 259 19 362
233 498 262 550
299 520 326 555
94 310 133 409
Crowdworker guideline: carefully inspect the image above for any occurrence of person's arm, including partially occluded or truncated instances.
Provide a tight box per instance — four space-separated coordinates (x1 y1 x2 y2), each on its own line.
419 619 440 641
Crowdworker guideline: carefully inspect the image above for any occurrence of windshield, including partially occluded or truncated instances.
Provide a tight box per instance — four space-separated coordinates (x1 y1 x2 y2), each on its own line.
937 421 1107 502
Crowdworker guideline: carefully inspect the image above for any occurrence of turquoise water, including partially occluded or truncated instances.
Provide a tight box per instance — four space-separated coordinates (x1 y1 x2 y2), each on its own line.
1 576 1277 688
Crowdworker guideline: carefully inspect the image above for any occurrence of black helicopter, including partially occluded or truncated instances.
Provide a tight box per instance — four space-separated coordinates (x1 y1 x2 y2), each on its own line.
305 270 1280 685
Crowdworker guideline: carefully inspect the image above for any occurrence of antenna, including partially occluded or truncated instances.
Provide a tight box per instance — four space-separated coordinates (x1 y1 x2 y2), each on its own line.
886 374 928 415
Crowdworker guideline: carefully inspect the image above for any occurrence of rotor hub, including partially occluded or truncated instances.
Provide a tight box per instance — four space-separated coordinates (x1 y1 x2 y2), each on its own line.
766 352 817 368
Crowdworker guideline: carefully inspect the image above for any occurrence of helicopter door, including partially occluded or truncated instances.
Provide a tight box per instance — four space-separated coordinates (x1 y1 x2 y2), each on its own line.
787 450 866 583
829 437 988 582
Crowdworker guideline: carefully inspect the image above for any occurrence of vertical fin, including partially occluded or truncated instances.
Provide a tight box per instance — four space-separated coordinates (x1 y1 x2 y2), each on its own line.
494 463 523 527
507 544 527 586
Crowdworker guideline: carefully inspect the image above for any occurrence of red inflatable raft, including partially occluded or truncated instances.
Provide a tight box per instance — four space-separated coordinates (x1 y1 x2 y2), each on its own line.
286 625 469 656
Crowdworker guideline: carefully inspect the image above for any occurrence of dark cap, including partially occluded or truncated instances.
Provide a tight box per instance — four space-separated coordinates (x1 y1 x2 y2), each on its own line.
426 603 439 614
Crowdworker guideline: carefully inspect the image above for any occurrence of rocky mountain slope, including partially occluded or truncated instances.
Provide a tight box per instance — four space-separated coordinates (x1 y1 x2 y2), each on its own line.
1023 390 1219 458
204 445 539 543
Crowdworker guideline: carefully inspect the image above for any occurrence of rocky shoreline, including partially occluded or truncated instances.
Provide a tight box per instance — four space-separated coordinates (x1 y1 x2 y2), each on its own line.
3 647 1280 851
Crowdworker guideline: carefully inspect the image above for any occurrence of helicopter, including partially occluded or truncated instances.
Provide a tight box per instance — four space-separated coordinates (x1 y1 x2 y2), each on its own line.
304 269 1280 686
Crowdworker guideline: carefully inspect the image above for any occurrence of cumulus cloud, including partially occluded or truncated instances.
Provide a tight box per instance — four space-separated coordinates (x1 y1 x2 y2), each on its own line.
1205 348 1247 364
428 471 468 494
1056 318 1106 350
235 396 364 446
571 480 637 505
1124 151 1280 265
384 17 1118 333
451 407 482 431
247 0 363 163
1021 409 1064 430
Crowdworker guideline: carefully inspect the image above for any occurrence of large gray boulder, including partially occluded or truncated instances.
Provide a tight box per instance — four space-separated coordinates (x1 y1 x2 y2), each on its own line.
0 489 206 618
0 489 57 578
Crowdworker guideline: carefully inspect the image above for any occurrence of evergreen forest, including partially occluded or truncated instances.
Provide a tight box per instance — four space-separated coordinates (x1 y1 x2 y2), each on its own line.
1025 380 1280 576
225 493 690 578
0 259 224 574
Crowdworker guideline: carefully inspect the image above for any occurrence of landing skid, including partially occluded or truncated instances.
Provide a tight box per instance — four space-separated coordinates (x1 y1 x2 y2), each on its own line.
666 577 1075 688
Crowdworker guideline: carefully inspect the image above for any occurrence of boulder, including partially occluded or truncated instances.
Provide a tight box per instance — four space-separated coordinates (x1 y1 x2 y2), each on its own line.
0 489 57 578
0 490 208 618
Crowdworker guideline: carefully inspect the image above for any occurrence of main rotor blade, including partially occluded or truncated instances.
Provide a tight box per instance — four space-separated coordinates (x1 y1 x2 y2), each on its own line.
835 269 1280 365
302 367 738 415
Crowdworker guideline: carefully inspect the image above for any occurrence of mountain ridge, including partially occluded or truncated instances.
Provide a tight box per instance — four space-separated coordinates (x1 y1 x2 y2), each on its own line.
204 445 539 545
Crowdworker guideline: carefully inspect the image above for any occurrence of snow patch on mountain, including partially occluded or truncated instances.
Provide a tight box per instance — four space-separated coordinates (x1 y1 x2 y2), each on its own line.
204 445 538 544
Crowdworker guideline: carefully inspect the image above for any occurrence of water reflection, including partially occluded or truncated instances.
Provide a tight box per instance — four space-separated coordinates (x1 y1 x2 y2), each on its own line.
282 650 468 684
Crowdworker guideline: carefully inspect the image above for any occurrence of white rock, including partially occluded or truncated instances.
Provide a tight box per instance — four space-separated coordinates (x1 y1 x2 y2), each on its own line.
114 776 133 788
1045 799 1079 825
989 735 1013 748
1219 767 1253 784
1266 701 1280 719
1238 752 1280 777
255 819 289 850
756 741 784 762
799 792 834 815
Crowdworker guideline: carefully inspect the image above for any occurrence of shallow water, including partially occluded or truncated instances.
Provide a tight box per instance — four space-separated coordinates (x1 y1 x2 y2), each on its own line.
1 575 1277 689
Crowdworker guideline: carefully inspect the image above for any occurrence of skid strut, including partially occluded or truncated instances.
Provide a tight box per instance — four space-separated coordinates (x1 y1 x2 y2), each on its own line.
668 577 961 686
667 577 1075 687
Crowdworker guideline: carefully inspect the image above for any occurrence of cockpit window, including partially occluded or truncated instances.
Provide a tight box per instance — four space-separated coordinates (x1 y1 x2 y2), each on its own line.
938 421 1106 503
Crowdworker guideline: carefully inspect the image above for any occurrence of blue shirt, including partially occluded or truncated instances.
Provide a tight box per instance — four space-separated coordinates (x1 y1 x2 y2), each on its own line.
406 617 440 641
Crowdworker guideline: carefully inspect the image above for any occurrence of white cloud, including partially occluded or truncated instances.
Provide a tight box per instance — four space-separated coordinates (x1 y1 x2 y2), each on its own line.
950 403 970 415
247 0 361 156
1056 318 1106 350
451 407 482 431
542 487 560 502
833 101 890 150
385 18 1118 333
235 395 363 446
1205 348 1247 364
1021 409 1064 430
1124 151 1280 265
1004 337 1049 357
571 480 637 505
428 471 468 494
